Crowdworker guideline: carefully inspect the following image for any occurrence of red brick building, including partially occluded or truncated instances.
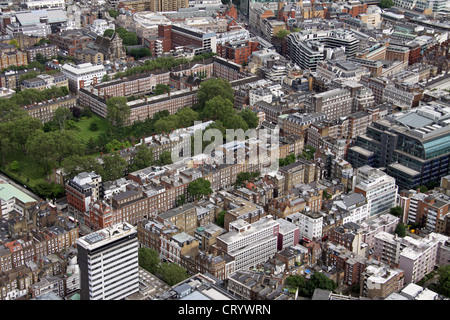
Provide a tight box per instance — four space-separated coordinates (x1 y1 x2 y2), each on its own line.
143 25 172 56
346 4 368 17
217 39 259 65
408 44 421 65
225 4 237 20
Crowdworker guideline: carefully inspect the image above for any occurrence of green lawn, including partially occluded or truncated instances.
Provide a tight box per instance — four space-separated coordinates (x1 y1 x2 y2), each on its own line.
1 115 110 192
70 115 111 144
2 150 47 190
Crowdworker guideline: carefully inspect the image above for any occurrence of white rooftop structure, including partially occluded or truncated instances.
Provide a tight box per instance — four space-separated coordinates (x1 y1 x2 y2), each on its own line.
15 8 67 25
77 222 136 251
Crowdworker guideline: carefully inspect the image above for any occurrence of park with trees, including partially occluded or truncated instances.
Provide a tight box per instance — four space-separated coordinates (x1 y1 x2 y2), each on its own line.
0 53 262 201
138 247 189 286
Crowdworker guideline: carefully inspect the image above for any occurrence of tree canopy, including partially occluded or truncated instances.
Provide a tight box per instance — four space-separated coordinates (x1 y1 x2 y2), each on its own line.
101 151 128 181
26 130 85 175
239 108 259 129
379 0 394 8
436 265 450 298
158 262 189 286
138 247 189 286
188 178 212 201
138 247 160 274
276 29 291 39
285 272 337 298
389 206 403 218
106 96 130 131
130 47 152 60
394 222 406 238
201 95 235 122
157 151 173 166
197 78 234 109
216 210 226 227
129 143 153 172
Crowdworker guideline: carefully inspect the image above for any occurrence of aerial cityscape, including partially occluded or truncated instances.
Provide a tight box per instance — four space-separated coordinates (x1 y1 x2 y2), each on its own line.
0 0 449 304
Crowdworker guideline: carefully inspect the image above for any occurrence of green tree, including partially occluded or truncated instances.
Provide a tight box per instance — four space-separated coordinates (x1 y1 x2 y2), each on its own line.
223 114 249 131
35 182 64 199
390 206 403 218
299 145 316 160
154 116 179 134
306 272 337 297
188 178 212 201
10 115 42 153
106 96 130 132
102 74 111 82
176 107 198 128
394 222 406 238
62 155 103 180
19 71 40 82
175 194 186 207
379 0 394 8
157 151 173 166
235 171 260 188
52 130 85 164
419 185 428 193
130 47 152 60
197 78 234 109
115 27 138 46
276 29 290 39
279 153 296 167
27 130 84 175
0 121 15 165
201 95 235 122
159 262 189 286
37 38 51 46
104 139 132 152
435 265 450 298
153 83 171 95
103 29 115 38
26 130 56 174
108 9 120 18
138 247 160 274
90 122 99 131
53 107 73 131
35 53 48 65
216 210 226 227
129 143 153 172
9 160 20 172
285 275 309 296
286 275 307 289
101 151 128 181
239 108 259 129
9 39 19 48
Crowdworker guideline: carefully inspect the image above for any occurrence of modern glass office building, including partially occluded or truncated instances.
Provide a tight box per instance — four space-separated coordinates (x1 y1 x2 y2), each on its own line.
348 104 450 190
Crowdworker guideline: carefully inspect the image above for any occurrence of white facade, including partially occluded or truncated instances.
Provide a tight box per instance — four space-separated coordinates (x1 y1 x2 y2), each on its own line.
216 29 251 45
334 193 370 224
24 0 66 10
277 218 299 250
76 222 139 300
61 63 106 91
399 233 448 284
373 231 449 284
249 88 272 106
217 216 279 271
6 22 51 37
285 211 323 241
90 19 115 36
383 84 416 109
354 166 398 217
